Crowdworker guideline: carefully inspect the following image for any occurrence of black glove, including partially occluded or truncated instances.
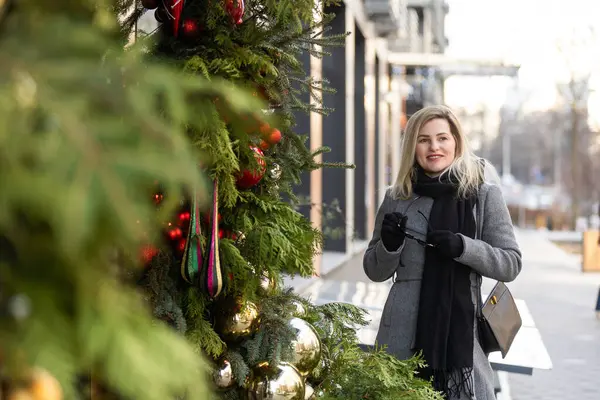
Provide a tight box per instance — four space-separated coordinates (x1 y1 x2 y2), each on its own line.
427 230 464 259
380 212 407 252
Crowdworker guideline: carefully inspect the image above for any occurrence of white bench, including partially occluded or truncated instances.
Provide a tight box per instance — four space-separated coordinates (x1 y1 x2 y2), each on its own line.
484 297 552 375
302 279 552 376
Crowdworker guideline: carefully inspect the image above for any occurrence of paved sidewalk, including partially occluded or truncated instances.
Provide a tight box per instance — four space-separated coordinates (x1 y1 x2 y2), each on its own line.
304 229 600 400
502 230 600 400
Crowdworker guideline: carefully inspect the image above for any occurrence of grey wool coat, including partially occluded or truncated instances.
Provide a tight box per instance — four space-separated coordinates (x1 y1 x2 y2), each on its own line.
363 183 522 400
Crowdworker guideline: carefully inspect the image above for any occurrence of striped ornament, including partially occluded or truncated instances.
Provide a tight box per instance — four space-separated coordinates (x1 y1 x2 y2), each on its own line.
200 177 223 299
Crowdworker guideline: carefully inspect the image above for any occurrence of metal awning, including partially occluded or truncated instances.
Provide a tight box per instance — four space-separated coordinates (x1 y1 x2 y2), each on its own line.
388 52 520 77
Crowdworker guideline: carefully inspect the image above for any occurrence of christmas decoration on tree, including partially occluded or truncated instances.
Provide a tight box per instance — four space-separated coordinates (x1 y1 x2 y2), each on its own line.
1 0 443 399
0 1 263 399
118 0 445 398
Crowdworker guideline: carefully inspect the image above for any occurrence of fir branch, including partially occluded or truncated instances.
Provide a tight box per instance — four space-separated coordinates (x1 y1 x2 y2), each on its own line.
314 302 369 328
219 240 254 296
185 288 226 357
222 389 242 400
311 146 332 158
223 350 250 387
319 346 444 400
243 291 301 367
318 161 355 169
184 56 212 79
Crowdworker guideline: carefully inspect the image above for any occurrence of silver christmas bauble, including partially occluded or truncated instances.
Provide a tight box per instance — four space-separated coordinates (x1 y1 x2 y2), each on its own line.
269 163 282 180
213 358 235 390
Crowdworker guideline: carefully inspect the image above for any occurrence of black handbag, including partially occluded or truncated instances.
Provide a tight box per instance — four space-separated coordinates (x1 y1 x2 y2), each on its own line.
476 278 522 358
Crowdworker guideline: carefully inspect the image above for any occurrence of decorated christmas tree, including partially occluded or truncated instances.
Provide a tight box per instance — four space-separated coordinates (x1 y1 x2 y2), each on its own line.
0 0 442 399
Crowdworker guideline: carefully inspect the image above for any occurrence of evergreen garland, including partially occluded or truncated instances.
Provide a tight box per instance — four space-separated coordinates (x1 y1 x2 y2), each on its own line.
0 1 261 398
0 0 444 399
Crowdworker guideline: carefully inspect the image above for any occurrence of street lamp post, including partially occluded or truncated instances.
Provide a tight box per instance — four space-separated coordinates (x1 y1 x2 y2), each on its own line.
502 124 511 180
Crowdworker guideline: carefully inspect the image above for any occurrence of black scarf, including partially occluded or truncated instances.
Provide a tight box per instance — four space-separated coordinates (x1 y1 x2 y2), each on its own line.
412 167 477 399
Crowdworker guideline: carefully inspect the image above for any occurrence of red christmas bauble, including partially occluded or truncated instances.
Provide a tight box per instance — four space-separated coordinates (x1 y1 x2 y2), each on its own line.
265 128 282 145
224 0 245 25
236 146 266 188
141 0 160 9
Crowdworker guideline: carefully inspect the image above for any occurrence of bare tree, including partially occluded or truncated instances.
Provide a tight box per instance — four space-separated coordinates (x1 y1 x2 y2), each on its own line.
492 109 557 184
556 25 600 227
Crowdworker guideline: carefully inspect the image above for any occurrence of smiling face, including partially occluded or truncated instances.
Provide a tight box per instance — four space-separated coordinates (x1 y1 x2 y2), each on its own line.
414 118 457 177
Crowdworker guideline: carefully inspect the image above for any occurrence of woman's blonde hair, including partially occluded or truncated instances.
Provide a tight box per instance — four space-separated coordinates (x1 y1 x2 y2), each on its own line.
392 105 484 199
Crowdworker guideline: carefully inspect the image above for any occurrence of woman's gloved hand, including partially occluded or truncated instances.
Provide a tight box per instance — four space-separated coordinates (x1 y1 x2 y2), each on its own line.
427 230 464 259
380 212 407 252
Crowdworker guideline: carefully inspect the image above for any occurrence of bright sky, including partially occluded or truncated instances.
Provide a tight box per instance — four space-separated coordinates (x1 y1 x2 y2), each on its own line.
443 0 600 120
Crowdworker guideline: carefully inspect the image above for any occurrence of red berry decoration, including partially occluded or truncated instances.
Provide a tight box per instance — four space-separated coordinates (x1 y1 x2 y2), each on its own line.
236 146 266 188
224 0 245 25
140 244 159 264
182 18 200 37
141 0 160 9
168 227 183 240
178 211 191 225
153 192 164 205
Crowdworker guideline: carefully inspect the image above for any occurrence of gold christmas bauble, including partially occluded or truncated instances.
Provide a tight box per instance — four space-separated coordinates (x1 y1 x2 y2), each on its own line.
308 345 330 384
30 368 62 400
304 383 315 400
7 390 33 400
8 368 63 400
214 297 260 342
213 358 235 390
288 318 321 376
246 361 305 400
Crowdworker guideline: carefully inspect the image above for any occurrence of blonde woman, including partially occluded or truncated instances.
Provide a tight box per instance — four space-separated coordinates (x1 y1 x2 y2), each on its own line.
363 105 522 400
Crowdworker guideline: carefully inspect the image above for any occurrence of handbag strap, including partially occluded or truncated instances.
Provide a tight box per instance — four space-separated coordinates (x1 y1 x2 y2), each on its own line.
476 275 484 319
474 190 485 319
